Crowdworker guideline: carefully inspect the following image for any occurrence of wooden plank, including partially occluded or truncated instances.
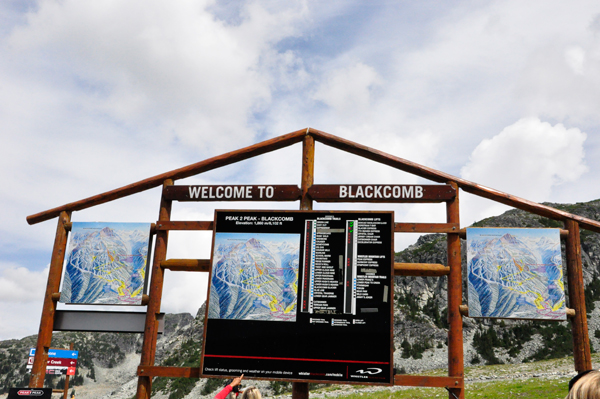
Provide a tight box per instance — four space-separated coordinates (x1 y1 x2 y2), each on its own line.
308 128 600 233
294 133 314 399
155 221 214 231
161 259 210 272
164 185 301 202
394 263 449 276
27 129 307 225
137 180 173 399
292 380 309 399
30 211 71 388
138 366 200 378
300 133 314 211
395 223 459 233
394 375 463 388
565 220 592 372
309 184 455 203
446 182 464 399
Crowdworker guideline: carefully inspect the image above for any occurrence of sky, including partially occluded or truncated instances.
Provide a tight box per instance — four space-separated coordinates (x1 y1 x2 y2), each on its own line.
1 0 600 340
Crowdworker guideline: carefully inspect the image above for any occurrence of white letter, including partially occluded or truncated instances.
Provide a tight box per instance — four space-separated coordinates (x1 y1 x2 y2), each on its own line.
258 186 265 198
225 186 233 198
202 186 208 198
402 186 414 198
266 186 274 198
348 186 356 198
374 186 382 198
415 186 423 198
189 186 202 199
383 186 391 198
356 186 364 198
393 186 401 198
365 186 373 198
340 186 348 198
234 186 245 198
246 186 252 198
216 186 224 198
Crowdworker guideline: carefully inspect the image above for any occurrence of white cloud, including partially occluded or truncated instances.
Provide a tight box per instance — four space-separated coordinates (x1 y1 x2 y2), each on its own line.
4 0 307 153
0 263 48 303
0 263 48 339
313 62 381 112
460 117 588 224
565 46 586 75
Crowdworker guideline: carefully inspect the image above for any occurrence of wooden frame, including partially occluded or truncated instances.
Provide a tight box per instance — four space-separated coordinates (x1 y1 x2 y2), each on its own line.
27 128 600 399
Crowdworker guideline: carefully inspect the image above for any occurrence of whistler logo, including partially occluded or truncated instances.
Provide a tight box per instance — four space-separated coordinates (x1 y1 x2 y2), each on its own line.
355 368 382 375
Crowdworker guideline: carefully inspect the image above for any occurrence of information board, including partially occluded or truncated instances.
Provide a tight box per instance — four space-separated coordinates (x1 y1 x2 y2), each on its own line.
201 210 394 385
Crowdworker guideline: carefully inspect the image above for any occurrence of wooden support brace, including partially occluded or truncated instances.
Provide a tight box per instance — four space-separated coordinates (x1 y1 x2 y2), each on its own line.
394 375 463 389
395 223 459 234
161 259 210 272
394 263 450 276
155 221 214 231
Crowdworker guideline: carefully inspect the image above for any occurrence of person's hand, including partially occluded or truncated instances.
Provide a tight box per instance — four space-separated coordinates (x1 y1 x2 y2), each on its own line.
230 374 244 388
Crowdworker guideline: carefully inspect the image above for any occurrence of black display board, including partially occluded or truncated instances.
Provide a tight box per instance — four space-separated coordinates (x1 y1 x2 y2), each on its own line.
201 210 394 385
8 388 53 398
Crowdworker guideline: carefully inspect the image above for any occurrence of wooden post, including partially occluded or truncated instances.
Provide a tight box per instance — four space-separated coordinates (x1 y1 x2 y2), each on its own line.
565 219 592 372
292 133 314 399
62 342 74 399
446 182 464 399
136 180 173 399
300 132 314 211
30 211 71 388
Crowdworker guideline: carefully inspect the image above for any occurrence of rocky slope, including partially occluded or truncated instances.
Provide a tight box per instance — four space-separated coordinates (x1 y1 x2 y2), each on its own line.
1 199 599 398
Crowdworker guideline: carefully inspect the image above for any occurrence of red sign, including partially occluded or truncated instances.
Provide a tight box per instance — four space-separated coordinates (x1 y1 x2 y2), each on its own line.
26 357 77 375
46 358 78 367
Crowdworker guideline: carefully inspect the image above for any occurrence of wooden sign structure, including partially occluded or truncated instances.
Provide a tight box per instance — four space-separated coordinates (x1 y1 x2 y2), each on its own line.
26 128 600 399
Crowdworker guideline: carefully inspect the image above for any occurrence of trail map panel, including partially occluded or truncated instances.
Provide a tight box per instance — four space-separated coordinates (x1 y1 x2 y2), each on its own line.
202 210 394 385
467 228 566 320
209 232 300 322
60 222 152 305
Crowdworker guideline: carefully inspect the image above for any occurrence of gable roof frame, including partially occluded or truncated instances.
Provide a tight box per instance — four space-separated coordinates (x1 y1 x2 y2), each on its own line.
27 127 600 234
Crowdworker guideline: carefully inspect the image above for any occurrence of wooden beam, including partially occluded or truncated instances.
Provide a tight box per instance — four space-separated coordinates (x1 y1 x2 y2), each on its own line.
395 223 459 234
394 263 450 276
30 211 70 388
300 133 315 211
137 180 173 399
293 132 314 399
161 259 210 272
27 129 307 225
565 220 592 372
138 366 200 378
155 221 214 231
394 375 463 388
446 182 464 399
308 128 600 233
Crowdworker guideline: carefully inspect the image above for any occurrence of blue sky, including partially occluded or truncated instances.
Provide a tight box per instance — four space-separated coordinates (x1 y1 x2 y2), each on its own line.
1 0 600 340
